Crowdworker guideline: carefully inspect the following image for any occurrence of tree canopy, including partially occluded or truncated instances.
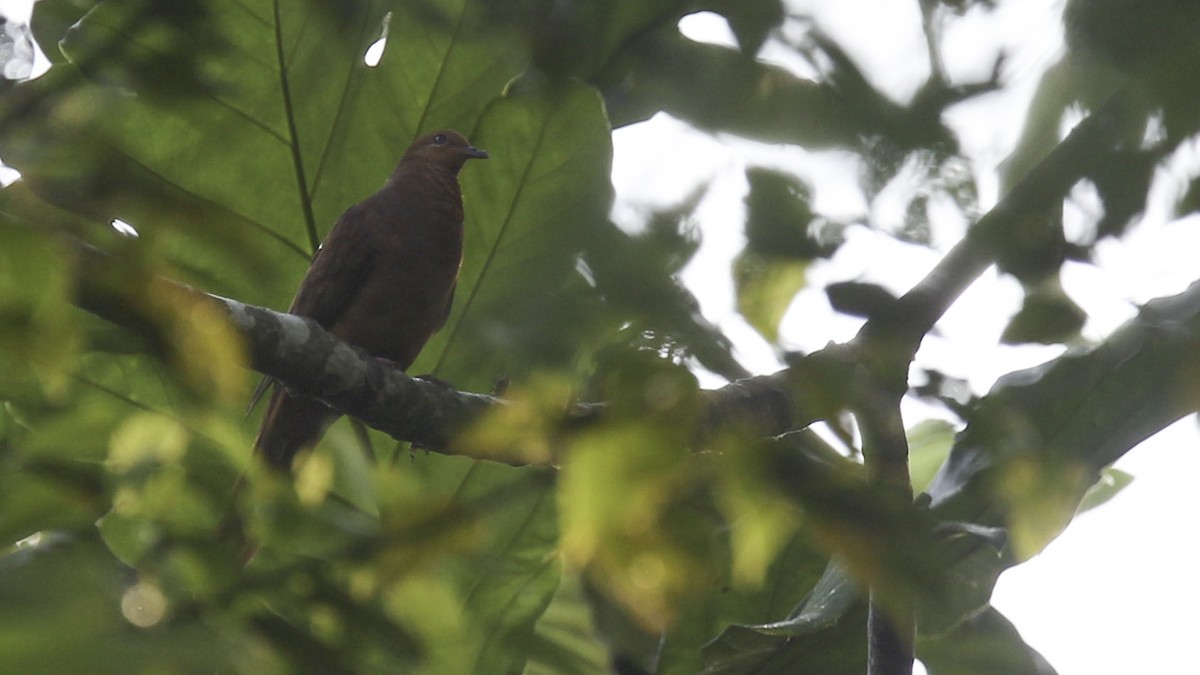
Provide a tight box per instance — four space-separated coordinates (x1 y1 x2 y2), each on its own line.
1 1 1198 673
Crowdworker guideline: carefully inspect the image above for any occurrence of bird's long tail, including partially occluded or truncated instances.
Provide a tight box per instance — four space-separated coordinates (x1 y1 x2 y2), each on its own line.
254 387 338 470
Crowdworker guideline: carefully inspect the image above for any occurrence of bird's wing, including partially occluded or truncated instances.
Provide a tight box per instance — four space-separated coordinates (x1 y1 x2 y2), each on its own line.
433 280 456 333
288 202 378 327
248 203 378 416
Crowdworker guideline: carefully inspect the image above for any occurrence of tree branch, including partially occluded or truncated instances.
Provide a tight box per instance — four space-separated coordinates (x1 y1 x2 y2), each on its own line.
846 62 1144 675
69 243 830 462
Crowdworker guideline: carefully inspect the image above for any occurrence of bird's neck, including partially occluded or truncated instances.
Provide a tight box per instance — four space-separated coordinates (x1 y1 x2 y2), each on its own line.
379 162 465 259
386 160 461 189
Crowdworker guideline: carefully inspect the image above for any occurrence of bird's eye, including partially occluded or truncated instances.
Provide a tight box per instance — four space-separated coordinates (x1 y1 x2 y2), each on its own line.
433 134 447 145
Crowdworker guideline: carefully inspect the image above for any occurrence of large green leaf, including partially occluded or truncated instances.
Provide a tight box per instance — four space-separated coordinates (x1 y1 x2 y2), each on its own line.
2 0 528 304
424 79 616 387
929 279 1200 558
656 530 829 674
0 216 79 396
918 607 1057 675
525 570 611 675
702 562 868 675
379 455 562 674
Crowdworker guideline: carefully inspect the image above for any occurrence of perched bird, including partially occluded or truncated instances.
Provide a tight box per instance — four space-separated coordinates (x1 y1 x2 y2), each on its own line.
254 129 488 469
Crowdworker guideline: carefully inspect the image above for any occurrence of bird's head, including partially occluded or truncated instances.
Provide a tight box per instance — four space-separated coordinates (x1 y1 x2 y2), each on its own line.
402 129 489 174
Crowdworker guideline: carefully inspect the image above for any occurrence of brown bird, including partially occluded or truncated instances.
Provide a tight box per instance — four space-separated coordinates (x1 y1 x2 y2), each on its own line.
253 129 488 469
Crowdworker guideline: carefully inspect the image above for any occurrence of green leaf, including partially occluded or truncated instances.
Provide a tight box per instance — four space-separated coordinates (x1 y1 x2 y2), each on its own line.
525 571 611 675
1000 284 1086 345
702 562 868 675
918 606 1058 675
908 419 955 493
585 220 747 381
1076 467 1133 514
657 530 829 674
4 0 528 303
362 458 564 675
733 251 807 344
930 279 1200 550
460 472 561 675
0 463 104 547
0 217 79 397
426 79 616 387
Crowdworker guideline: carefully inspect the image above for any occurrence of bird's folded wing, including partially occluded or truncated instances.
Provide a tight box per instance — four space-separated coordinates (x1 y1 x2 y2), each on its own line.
288 202 378 328
246 203 378 415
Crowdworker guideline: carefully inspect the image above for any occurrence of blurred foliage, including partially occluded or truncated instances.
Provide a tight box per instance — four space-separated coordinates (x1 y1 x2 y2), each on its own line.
1 0 1198 673
998 0 1200 343
735 168 843 342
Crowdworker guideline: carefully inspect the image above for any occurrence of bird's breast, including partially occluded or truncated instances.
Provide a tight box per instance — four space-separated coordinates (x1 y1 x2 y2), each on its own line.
321 171 467 368
330 225 462 369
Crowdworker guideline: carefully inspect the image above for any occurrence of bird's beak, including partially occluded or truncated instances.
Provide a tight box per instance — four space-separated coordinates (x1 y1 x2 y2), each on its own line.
464 145 489 159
